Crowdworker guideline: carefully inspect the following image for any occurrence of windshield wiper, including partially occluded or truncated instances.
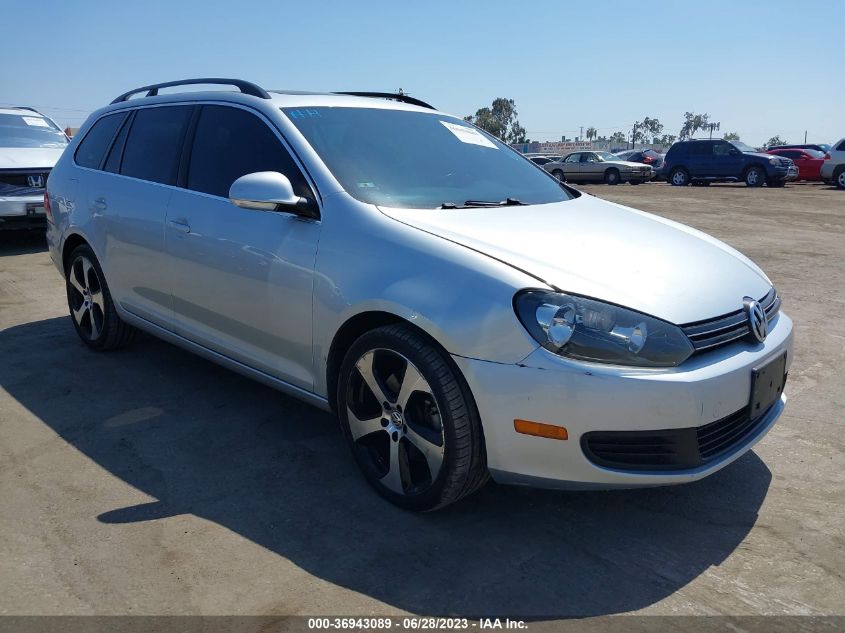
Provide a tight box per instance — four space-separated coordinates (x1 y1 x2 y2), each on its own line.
440 198 527 209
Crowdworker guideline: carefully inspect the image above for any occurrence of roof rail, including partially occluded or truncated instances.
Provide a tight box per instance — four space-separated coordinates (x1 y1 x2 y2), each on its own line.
333 92 435 110
6 105 40 113
110 78 271 104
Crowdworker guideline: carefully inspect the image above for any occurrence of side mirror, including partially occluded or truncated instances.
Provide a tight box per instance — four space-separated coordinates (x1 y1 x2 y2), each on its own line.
229 171 318 219
728 148 740 156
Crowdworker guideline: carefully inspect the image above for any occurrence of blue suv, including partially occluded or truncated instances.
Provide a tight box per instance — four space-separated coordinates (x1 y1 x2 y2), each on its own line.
662 139 798 187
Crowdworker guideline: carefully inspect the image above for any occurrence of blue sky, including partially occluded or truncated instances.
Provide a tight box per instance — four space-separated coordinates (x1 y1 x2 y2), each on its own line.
2 1 840 146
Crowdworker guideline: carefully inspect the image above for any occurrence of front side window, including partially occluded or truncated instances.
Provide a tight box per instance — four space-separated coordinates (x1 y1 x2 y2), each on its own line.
188 106 310 198
713 142 733 156
0 112 68 149
690 143 711 156
74 112 126 169
283 107 571 209
121 106 192 185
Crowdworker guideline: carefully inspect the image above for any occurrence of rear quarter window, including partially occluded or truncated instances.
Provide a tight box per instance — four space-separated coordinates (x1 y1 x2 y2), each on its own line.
74 112 127 169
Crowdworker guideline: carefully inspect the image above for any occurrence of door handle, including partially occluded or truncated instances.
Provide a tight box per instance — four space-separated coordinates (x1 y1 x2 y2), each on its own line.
92 198 107 213
168 219 191 234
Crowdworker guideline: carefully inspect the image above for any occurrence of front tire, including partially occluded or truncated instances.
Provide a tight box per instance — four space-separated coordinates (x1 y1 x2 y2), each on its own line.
337 324 488 511
604 168 620 185
66 245 135 350
670 168 690 186
745 165 765 187
835 167 845 190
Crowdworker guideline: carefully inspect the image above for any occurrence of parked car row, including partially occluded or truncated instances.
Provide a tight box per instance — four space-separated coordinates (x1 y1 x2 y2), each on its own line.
523 138 845 190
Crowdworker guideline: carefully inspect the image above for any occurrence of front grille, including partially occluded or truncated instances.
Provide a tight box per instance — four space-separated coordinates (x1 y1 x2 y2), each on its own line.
681 288 780 353
0 169 50 197
582 405 773 471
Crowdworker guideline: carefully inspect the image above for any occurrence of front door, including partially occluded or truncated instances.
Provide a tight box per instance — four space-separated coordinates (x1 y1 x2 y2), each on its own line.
165 104 321 390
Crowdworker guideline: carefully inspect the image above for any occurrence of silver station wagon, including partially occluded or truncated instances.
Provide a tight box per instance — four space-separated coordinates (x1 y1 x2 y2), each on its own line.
45 78 793 510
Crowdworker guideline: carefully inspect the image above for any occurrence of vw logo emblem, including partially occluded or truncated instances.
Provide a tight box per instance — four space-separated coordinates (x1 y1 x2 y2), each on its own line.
743 298 768 343
390 411 404 427
27 174 45 188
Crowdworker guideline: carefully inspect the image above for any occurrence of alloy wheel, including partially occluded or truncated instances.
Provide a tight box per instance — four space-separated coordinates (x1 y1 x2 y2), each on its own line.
838 170 845 189
346 348 445 496
68 256 105 341
671 170 687 186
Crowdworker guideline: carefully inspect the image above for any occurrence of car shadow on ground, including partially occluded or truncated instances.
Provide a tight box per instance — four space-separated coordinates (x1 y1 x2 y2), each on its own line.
0 229 48 256
0 316 773 618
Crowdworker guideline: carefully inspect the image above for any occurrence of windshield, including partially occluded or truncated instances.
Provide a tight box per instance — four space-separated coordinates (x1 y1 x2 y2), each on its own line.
282 107 571 208
731 141 757 153
0 113 68 148
594 151 618 161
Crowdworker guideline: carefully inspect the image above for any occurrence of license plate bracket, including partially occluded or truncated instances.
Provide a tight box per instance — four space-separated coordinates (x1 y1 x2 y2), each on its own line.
750 352 787 420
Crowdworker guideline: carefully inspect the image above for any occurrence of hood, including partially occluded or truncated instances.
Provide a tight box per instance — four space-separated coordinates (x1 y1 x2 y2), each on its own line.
0 147 66 170
379 194 772 325
609 160 651 169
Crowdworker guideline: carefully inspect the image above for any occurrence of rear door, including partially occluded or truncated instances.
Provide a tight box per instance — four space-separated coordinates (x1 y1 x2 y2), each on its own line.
561 153 583 179
686 142 711 177
81 105 192 329
165 104 321 389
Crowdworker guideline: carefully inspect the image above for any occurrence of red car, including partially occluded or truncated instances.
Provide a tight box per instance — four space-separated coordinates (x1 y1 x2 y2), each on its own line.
767 148 825 181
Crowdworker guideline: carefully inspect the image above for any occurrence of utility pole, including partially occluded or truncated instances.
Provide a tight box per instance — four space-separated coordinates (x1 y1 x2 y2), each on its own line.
804 130 808 143
580 126 583 141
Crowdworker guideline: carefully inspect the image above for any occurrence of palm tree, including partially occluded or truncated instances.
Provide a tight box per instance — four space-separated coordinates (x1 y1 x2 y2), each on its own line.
586 126 597 144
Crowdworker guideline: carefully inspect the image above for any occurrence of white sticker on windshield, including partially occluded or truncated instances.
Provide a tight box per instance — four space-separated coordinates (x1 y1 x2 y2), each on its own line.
22 116 50 127
440 121 498 149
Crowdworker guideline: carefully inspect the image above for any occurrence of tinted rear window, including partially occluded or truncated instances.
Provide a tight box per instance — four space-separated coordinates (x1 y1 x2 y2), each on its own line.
837 140 845 152
187 105 310 198
121 106 192 185
75 113 126 169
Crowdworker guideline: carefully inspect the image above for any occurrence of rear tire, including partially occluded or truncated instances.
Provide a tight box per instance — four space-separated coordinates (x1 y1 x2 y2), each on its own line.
604 169 620 185
337 324 488 511
745 165 765 187
65 245 136 350
629 180 641 186
670 168 690 186
551 169 566 183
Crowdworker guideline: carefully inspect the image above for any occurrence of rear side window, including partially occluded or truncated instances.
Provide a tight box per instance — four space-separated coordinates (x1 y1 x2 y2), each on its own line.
837 140 845 152
121 106 192 185
74 113 126 169
690 143 711 156
186 105 310 199
103 114 133 173
666 144 688 158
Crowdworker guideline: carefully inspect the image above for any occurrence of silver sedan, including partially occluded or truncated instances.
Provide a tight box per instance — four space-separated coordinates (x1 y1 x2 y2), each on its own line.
544 151 653 185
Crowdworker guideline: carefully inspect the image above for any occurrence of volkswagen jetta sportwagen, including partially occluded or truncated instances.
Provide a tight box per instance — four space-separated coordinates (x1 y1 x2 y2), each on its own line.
45 79 793 510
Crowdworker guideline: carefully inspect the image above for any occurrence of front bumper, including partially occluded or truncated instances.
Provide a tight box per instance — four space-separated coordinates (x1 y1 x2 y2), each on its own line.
453 311 793 489
624 170 653 182
0 194 47 229
785 166 799 182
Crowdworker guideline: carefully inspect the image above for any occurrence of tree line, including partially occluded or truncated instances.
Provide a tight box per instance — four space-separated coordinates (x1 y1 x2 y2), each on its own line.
464 98 787 148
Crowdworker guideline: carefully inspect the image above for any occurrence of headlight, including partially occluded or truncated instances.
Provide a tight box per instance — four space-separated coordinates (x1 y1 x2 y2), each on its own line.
515 290 694 367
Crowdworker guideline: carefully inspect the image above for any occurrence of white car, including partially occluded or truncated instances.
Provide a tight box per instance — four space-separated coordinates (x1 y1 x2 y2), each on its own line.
45 79 793 510
0 107 68 229
820 138 845 189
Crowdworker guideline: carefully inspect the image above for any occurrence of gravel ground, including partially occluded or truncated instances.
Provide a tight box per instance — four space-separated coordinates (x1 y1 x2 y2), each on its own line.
0 181 842 619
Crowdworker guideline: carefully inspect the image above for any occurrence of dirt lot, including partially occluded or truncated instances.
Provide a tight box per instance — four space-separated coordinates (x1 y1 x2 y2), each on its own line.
1 182 843 619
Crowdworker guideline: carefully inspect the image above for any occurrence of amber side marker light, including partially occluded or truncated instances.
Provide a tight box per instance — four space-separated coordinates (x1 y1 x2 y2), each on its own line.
514 419 568 440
